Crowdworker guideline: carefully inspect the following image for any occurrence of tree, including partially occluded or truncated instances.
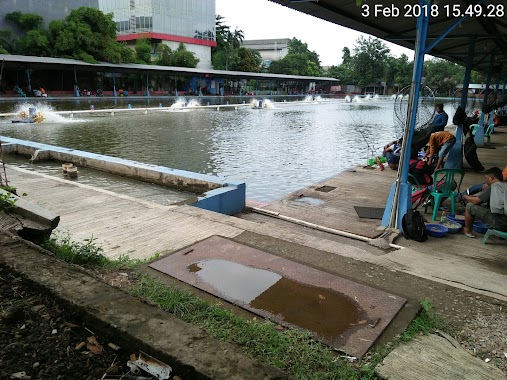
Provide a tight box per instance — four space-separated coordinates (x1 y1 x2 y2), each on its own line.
17 29 51 56
49 7 132 63
268 38 322 77
423 58 464 96
212 15 245 70
5 12 44 31
135 39 151 64
231 47 261 72
351 36 390 86
156 44 173 66
170 43 199 68
287 37 320 67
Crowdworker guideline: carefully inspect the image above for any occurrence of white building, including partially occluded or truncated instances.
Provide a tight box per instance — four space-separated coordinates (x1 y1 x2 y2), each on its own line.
242 38 290 67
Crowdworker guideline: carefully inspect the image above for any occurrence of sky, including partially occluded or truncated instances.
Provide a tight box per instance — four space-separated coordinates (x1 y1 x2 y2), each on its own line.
215 0 415 67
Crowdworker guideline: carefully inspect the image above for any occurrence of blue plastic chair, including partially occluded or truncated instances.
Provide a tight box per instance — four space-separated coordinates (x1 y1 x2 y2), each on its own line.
428 169 465 221
484 123 494 143
408 173 422 192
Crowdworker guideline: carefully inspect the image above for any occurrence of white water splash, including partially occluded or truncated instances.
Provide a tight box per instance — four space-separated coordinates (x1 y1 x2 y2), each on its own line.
352 95 362 103
186 99 201 108
170 98 187 109
250 99 275 109
373 94 380 100
12 102 75 123
344 95 352 103
364 94 372 100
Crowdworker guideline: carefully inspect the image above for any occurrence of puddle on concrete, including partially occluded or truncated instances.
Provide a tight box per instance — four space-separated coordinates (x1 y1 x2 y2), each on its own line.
187 259 360 339
188 260 281 303
292 196 325 206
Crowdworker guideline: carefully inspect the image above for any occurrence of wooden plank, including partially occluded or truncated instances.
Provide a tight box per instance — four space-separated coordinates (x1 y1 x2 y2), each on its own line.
375 332 505 380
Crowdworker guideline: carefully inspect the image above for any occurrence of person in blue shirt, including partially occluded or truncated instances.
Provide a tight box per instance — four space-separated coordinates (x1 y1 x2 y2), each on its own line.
430 103 448 133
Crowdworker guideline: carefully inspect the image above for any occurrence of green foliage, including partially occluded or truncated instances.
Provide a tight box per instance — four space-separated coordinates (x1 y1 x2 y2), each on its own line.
423 58 465 96
135 39 152 64
155 43 199 68
49 7 130 64
129 274 358 380
0 192 16 212
17 29 51 56
212 15 245 70
401 300 442 342
43 235 107 265
171 43 199 68
231 47 261 72
5 11 44 31
352 36 390 86
269 38 322 77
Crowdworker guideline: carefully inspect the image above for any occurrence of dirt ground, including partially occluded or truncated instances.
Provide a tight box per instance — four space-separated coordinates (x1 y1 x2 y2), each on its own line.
0 264 177 380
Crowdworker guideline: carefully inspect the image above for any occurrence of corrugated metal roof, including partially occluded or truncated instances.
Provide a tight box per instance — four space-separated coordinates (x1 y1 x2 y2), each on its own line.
0 54 339 82
269 0 507 77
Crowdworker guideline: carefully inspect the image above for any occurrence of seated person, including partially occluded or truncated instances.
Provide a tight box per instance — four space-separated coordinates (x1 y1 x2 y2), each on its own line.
459 164 507 202
430 103 448 133
409 151 434 187
423 131 456 170
383 138 402 170
462 167 507 237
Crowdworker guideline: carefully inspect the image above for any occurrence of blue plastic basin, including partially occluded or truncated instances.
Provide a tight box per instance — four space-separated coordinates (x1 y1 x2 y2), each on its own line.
439 221 462 234
473 221 489 234
425 224 448 237
447 214 465 226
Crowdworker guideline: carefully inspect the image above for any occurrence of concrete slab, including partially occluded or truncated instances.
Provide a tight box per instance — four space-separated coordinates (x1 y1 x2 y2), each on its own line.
375 331 505 380
149 236 407 358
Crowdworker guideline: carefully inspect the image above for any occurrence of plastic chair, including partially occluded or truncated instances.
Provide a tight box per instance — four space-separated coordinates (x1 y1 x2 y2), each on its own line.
482 229 507 244
484 123 494 143
427 169 465 221
469 123 479 135
408 173 422 191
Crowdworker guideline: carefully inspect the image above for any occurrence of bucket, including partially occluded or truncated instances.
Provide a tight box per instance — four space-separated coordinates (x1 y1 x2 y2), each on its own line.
66 166 78 178
62 163 73 173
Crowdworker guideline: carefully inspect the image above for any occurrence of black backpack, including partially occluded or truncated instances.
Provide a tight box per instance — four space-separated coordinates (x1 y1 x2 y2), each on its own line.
402 209 428 242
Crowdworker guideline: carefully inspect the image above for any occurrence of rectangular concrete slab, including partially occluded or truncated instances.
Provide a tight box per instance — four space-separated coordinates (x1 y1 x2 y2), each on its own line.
149 236 406 357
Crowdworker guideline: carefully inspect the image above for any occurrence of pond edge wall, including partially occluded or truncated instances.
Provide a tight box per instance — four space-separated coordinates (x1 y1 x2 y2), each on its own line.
0 136 245 215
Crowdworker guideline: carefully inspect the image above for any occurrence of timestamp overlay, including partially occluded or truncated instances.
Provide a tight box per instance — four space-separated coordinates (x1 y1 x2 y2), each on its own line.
360 3 504 19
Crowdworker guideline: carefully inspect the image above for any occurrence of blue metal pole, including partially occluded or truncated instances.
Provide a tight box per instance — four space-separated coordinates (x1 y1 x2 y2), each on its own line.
475 56 494 146
381 0 429 229
145 72 150 96
26 69 31 94
112 72 117 97
73 66 80 97
446 37 475 170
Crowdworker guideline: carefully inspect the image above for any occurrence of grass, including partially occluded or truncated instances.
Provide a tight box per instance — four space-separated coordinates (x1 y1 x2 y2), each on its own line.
129 274 359 380
42 234 159 270
42 235 445 380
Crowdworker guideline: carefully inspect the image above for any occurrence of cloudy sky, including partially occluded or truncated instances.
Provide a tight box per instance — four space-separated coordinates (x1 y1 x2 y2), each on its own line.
215 0 414 67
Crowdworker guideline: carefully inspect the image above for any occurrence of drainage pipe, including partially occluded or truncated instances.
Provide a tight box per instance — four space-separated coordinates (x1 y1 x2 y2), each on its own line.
250 207 404 250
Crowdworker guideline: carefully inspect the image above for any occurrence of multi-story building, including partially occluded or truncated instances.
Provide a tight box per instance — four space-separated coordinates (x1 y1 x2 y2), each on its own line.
242 38 290 68
99 0 216 69
0 0 216 69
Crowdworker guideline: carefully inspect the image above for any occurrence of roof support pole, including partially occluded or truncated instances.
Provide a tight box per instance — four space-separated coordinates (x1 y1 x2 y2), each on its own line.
381 0 429 230
174 77 178 97
475 55 494 146
73 66 79 97
145 72 150 96
26 69 31 94
112 72 117 97
446 37 476 170
502 78 506 97
489 78 500 124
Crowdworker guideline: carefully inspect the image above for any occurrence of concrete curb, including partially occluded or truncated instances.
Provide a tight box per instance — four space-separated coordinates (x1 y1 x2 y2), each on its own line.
0 189 60 229
0 230 289 380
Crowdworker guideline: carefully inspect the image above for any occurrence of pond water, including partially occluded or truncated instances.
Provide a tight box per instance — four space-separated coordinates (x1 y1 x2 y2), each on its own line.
0 96 461 202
